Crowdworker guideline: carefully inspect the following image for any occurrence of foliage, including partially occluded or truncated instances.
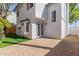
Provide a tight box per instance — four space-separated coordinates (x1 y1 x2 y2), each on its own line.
0 18 11 28
0 21 4 29
69 3 79 23
0 18 11 39
0 26 4 39
0 22 5 39
0 3 12 39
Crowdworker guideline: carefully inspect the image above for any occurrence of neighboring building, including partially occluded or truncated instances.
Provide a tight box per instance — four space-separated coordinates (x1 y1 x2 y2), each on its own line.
16 3 69 39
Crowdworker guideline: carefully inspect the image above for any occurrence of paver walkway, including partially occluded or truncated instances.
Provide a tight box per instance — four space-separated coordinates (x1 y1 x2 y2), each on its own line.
0 35 78 56
0 38 61 56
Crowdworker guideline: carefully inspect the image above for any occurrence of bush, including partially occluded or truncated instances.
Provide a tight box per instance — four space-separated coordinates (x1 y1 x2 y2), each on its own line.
0 18 11 39
0 18 11 28
0 26 5 39
0 22 5 39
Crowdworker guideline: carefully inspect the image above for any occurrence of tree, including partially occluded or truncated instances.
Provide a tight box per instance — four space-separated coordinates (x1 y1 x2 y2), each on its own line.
69 3 79 23
0 3 12 39
0 21 5 39
0 17 11 39
0 18 11 28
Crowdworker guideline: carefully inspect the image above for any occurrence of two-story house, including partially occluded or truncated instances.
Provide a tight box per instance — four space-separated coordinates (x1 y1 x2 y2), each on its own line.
16 3 69 39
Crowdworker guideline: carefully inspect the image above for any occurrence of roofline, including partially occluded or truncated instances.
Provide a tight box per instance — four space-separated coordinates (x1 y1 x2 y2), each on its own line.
14 3 24 11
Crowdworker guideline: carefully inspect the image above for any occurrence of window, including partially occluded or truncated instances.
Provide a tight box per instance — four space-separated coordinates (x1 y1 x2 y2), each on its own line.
52 10 56 22
41 24 43 35
17 11 19 17
38 24 40 36
26 22 29 32
27 3 33 10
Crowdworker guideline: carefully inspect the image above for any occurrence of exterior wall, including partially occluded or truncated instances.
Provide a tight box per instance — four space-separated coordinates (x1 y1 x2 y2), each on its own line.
61 3 69 39
46 3 61 39
31 20 37 39
35 3 48 20
16 4 35 39
61 3 66 39
16 3 69 39
34 3 48 39
66 3 69 35
16 3 48 39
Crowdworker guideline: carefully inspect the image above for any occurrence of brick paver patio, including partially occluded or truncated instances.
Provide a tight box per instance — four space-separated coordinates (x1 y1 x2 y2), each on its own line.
0 35 78 56
46 35 79 56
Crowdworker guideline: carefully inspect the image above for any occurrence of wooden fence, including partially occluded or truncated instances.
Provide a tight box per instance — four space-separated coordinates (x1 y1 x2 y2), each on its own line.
6 26 16 34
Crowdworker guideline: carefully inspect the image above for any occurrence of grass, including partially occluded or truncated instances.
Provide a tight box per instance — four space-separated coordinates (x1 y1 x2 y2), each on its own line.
0 34 31 48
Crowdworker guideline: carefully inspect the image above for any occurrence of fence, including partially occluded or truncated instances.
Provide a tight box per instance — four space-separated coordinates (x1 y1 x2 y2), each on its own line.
69 27 79 37
6 25 16 34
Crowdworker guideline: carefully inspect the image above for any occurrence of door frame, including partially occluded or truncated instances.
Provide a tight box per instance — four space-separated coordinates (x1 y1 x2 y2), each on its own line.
37 23 44 38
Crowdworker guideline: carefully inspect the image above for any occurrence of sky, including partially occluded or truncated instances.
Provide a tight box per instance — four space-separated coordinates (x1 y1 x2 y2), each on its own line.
9 3 17 11
7 4 17 24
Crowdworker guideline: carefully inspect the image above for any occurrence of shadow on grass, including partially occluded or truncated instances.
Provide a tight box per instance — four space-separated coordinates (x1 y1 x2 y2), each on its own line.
5 34 31 40
2 41 18 44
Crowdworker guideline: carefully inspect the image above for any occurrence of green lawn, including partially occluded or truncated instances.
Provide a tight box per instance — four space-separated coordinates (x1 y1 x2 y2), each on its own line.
0 34 31 48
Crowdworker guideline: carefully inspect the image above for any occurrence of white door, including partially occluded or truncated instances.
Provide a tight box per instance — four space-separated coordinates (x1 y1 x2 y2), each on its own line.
37 23 43 37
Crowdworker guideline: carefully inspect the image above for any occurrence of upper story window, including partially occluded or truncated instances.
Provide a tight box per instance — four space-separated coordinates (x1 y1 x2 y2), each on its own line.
27 3 33 10
51 10 56 22
17 11 19 17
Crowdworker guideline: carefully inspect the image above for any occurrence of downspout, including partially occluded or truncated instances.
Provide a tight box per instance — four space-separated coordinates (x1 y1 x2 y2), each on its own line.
66 3 69 35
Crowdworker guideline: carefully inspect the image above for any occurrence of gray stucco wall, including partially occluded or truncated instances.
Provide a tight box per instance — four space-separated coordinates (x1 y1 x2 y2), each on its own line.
16 4 35 39
46 3 61 39
16 3 69 39
61 3 69 39
35 3 48 20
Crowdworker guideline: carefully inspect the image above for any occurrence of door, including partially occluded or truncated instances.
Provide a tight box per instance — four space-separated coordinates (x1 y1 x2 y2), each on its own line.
37 23 43 37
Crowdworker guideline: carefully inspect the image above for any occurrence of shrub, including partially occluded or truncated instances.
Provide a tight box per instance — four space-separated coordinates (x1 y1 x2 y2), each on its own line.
0 18 11 39
0 25 5 39
0 18 11 28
